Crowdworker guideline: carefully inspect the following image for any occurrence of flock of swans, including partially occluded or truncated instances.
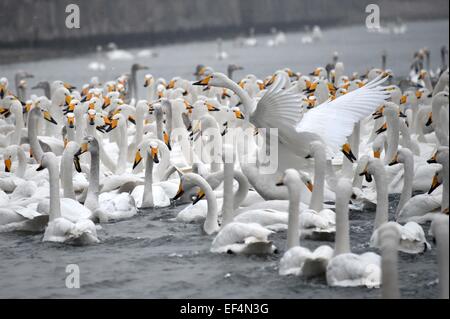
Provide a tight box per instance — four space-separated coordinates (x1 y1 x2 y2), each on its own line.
0 48 448 298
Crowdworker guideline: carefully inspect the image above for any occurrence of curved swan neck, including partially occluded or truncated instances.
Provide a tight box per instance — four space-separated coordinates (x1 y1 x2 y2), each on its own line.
434 220 449 299
232 170 250 210
195 175 219 234
222 79 254 118
287 179 301 250
27 108 44 163
310 145 326 211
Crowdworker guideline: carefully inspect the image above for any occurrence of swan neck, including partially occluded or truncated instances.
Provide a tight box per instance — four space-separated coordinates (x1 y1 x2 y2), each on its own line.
48 160 61 221
334 190 351 256
374 165 389 230
381 236 401 299
396 159 413 215
142 153 154 207
86 149 100 211
310 147 326 211
223 79 253 117
221 161 234 227
61 149 76 200
287 181 301 250
27 108 44 163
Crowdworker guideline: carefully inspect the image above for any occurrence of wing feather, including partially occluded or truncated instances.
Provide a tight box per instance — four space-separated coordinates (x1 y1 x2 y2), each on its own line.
296 75 389 154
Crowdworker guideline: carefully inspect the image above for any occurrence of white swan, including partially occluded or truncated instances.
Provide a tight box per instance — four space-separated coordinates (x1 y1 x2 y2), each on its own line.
75 136 137 223
326 178 381 288
210 145 277 254
278 169 333 277
359 158 431 254
431 215 449 299
37 152 99 245
194 73 388 171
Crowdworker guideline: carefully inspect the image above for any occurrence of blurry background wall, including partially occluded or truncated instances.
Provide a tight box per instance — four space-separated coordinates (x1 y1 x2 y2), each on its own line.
0 0 448 49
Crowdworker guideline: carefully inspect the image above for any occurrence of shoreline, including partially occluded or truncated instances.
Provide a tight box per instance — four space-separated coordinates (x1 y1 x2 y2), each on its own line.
1 18 447 66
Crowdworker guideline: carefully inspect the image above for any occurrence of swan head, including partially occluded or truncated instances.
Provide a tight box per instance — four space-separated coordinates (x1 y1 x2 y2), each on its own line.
193 72 228 88
427 146 449 165
65 112 75 129
3 145 21 173
143 74 154 87
231 107 245 120
299 171 314 192
0 77 9 98
36 152 58 171
35 98 57 125
432 91 449 108
64 99 81 114
52 80 76 92
75 136 99 158
388 147 413 166
429 168 444 195
309 67 327 78
358 157 383 183
276 168 300 188
133 141 159 169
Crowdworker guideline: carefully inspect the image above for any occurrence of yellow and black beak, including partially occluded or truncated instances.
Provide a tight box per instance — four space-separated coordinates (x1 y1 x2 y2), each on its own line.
205 103 220 112
376 123 387 135
167 79 176 89
427 152 437 164
399 111 407 118
64 82 76 91
43 111 58 125
75 143 89 157
400 95 407 105
4 158 11 173
105 118 118 132
65 95 72 106
359 164 373 183
128 115 136 125
233 109 245 120
171 183 185 201
0 84 7 99
73 156 82 173
184 101 194 112
425 112 433 127
373 149 381 159
67 116 75 128
342 143 357 163
151 146 159 164
415 90 423 99
163 131 172 151
0 106 10 117
306 181 314 192
193 75 212 86
276 178 285 187
372 106 384 119
192 189 205 205
133 150 143 170
428 173 441 194
388 153 399 166
36 163 45 171
102 96 111 109
23 102 32 114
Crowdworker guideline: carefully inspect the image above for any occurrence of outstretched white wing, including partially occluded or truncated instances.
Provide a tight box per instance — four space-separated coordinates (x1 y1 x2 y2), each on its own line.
296 76 389 154
250 76 302 140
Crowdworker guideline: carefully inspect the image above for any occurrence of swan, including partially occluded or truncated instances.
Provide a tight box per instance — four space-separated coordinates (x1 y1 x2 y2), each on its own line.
130 139 176 208
75 136 137 222
398 146 449 222
278 169 333 277
210 145 277 254
388 148 415 216
194 73 389 172
37 152 99 245
171 173 220 235
326 178 381 288
359 158 430 254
